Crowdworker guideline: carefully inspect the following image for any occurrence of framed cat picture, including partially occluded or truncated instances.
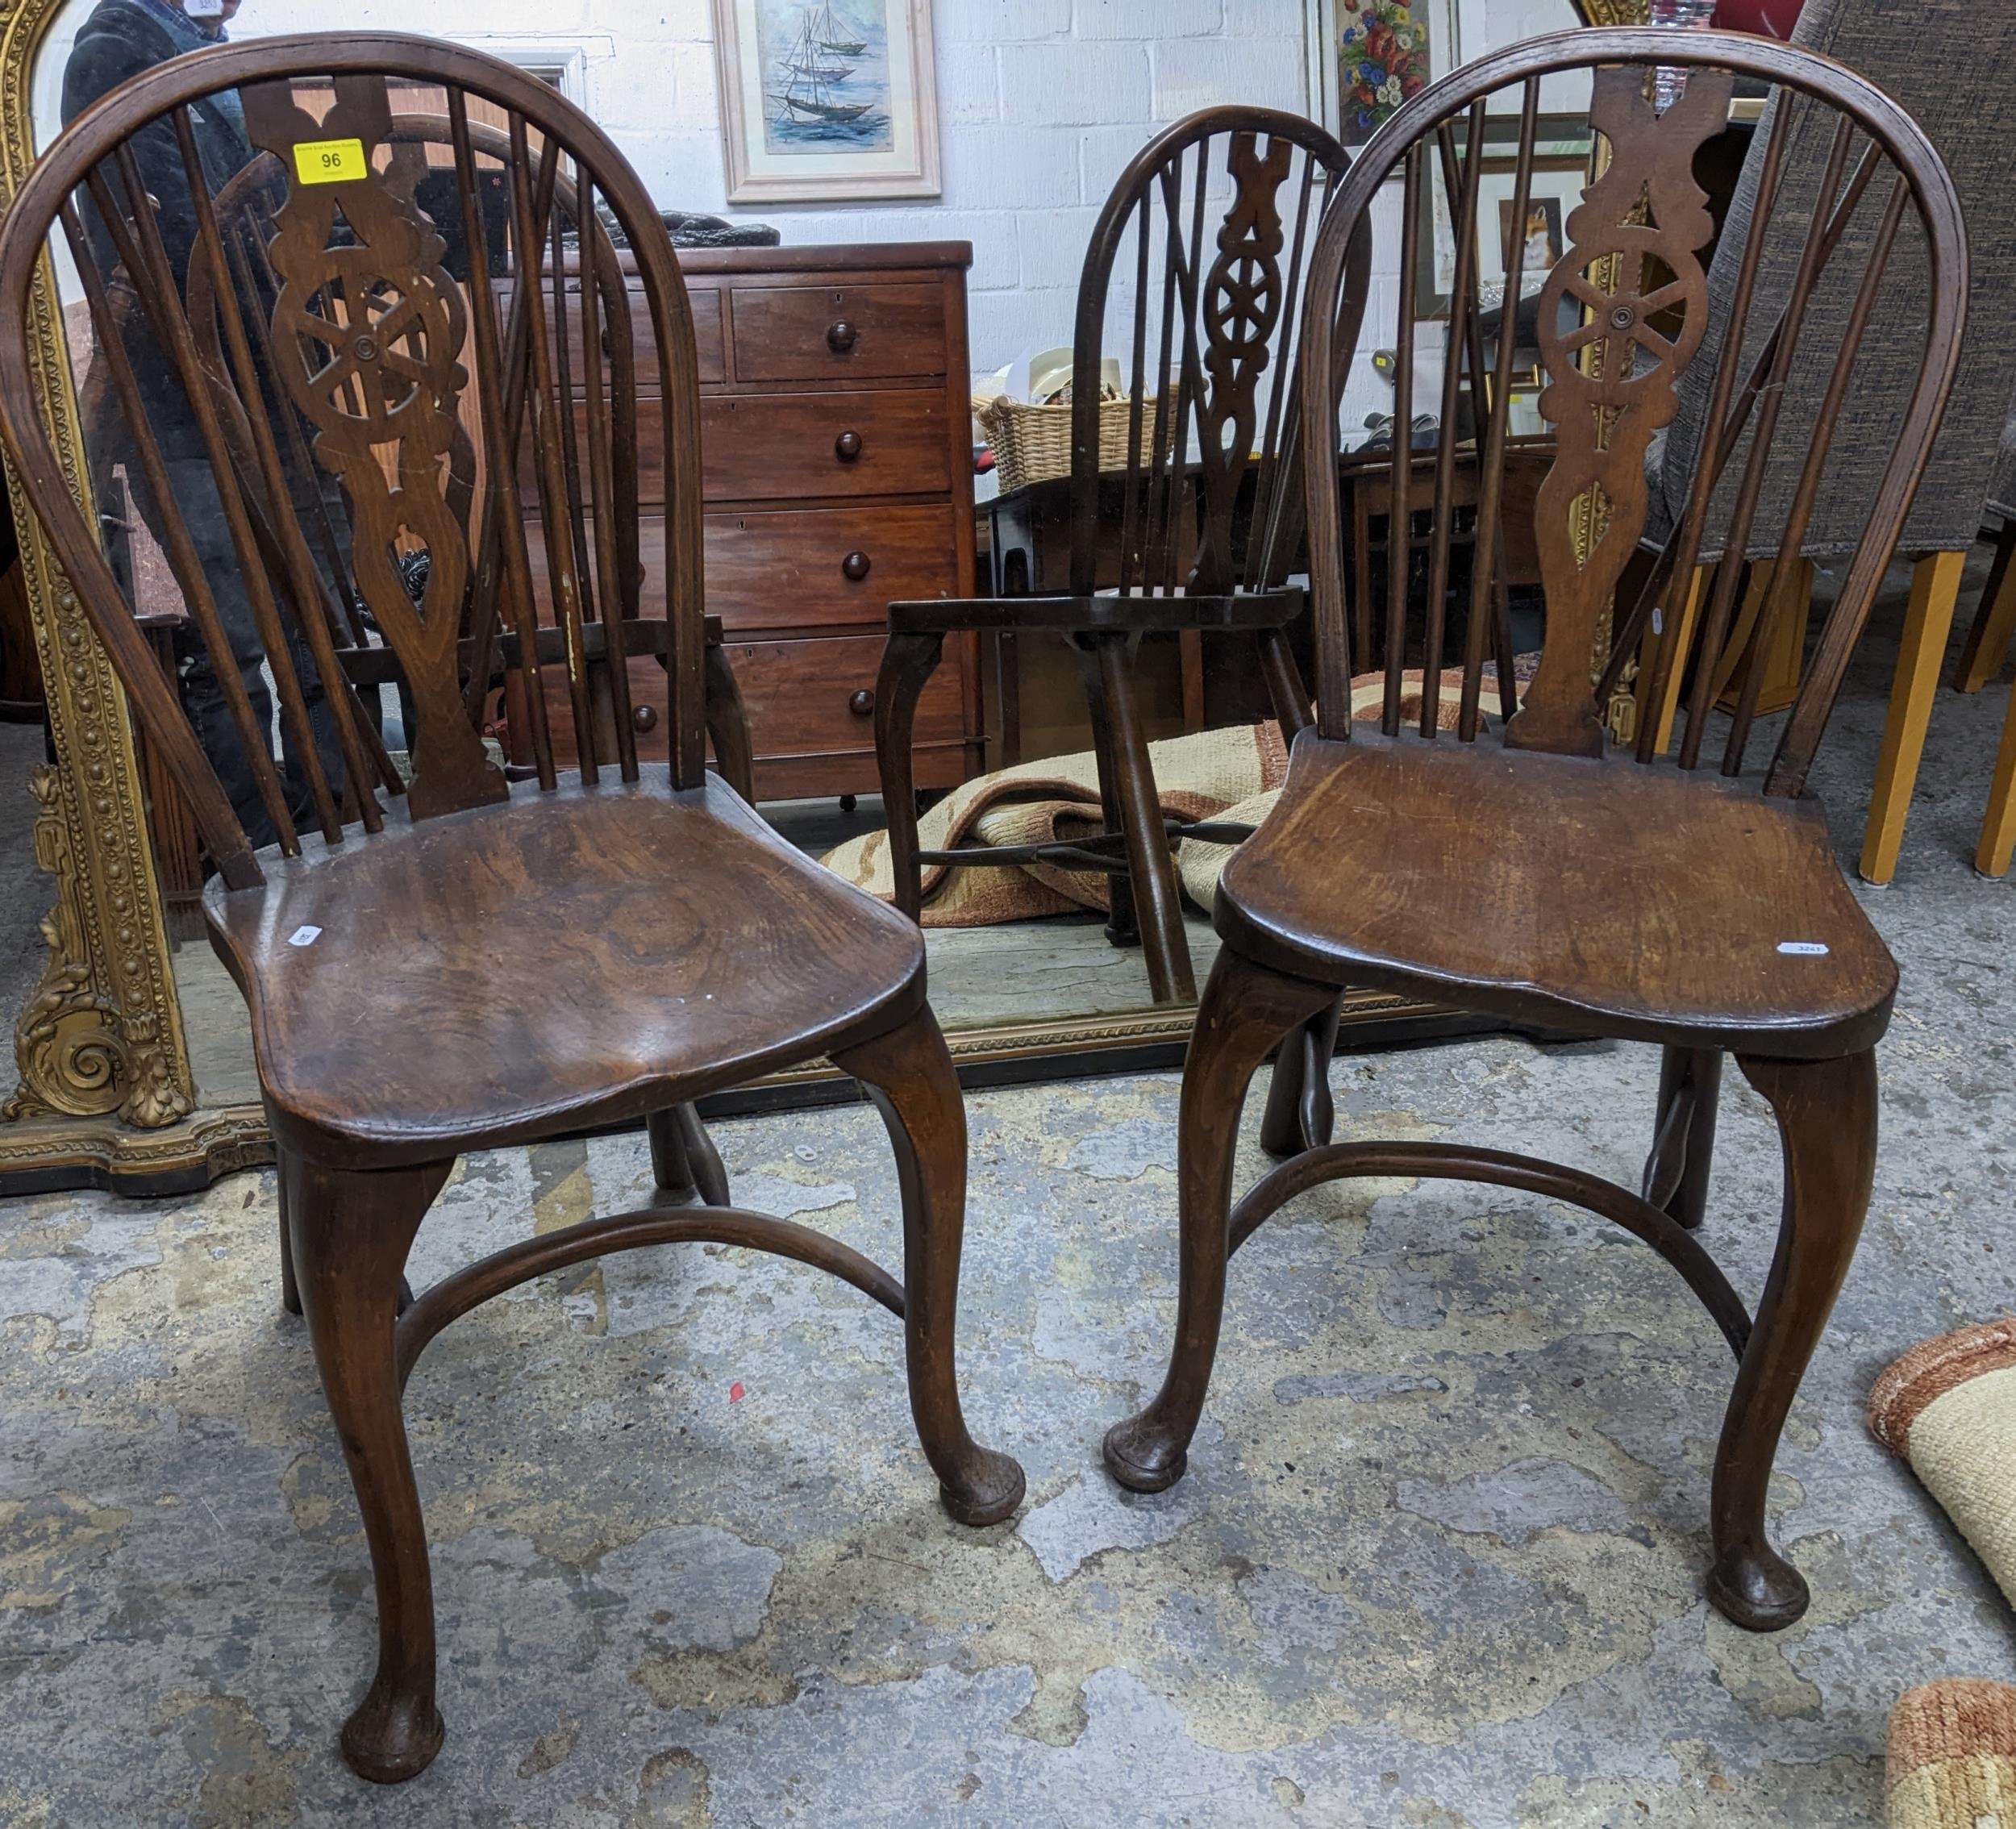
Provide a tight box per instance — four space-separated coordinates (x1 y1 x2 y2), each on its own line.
711 0 941 202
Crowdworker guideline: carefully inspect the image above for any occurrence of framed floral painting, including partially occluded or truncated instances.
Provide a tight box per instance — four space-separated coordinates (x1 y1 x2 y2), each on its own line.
1308 0 1452 146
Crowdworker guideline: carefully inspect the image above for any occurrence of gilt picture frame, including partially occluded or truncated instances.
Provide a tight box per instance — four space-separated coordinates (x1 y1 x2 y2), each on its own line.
1414 151 1593 319
711 0 940 203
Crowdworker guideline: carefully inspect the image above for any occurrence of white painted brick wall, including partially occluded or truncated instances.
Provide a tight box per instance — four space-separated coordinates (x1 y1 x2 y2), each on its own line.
212 0 1318 373
31 0 1414 430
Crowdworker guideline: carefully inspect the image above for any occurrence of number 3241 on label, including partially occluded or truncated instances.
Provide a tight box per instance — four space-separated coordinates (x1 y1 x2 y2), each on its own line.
292 137 367 185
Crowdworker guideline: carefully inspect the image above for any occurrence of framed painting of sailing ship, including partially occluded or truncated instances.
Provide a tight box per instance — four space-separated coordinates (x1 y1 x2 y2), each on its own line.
712 0 941 202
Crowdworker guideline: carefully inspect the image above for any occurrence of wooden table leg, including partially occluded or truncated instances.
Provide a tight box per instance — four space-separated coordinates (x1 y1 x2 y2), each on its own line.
1974 673 2016 875
1952 520 2016 694
1639 562 1711 756
1861 549 1965 885
1178 628 1204 732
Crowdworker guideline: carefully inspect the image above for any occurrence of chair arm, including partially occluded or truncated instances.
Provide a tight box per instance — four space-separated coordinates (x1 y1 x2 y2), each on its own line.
886 589 1304 636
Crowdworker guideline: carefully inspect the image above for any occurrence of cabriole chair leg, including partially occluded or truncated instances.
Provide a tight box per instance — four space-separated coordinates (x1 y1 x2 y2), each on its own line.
1709 1049 1876 1629
835 1007 1026 1526
647 1103 731 1207
291 1155 454 1782
1104 951 1334 1492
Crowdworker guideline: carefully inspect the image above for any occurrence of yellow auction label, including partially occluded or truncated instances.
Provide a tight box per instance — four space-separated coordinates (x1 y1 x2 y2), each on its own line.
292 137 366 185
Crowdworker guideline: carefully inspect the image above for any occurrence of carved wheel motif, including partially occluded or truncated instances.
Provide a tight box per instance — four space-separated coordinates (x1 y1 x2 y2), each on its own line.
1192 131 1294 593
1508 61 1735 757
242 73 500 817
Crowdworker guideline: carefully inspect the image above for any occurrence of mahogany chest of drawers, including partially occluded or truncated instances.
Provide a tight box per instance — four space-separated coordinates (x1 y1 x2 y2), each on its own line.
530 241 983 803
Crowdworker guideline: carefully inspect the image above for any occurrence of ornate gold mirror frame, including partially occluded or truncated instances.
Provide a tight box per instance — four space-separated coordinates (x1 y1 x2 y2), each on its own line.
0 0 1464 1194
0 0 277 1191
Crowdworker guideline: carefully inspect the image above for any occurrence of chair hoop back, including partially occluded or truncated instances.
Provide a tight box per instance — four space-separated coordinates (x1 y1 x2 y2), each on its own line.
0 33 708 891
1296 27 1966 790
1067 105 1362 603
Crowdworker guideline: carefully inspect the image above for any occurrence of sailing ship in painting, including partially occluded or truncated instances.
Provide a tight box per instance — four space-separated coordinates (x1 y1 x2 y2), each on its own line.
763 0 892 148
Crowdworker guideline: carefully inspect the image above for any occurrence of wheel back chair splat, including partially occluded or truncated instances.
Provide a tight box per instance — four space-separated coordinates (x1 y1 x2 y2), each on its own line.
0 35 1023 1783
1103 28 1964 1633
873 106 1363 1007
86 107 758 933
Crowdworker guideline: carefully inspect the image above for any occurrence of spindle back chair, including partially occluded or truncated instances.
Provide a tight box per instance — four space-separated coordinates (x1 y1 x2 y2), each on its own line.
1105 30 1964 1635
873 106 1360 1006
0 34 1022 1784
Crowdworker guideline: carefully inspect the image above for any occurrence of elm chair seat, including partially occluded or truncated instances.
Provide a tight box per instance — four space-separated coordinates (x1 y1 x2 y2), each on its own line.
1215 731 1896 1059
210 774 925 1160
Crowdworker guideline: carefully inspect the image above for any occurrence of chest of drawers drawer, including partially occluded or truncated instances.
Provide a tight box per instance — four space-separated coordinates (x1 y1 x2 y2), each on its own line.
704 506 957 633
520 277 723 394
517 242 981 796
523 385 952 510
534 631 969 792
699 390 952 504
728 282 948 382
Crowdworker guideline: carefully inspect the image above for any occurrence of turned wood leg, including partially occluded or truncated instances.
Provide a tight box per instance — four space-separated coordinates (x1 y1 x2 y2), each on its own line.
290 1156 454 1781
646 1103 730 1208
1074 632 1139 950
1256 624 1314 744
835 1007 1026 1527
1104 952 1335 1493
1258 998 1343 1157
1643 1045 1722 1233
1710 1050 1876 1631
1079 632 1194 1005
873 631 944 924
1862 549 1965 885
702 639 755 803
275 1146 302 1317
1952 519 2016 694
1975 676 2016 877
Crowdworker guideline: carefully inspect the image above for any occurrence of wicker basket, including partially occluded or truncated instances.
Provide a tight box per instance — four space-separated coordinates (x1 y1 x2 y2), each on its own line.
976 393 1177 495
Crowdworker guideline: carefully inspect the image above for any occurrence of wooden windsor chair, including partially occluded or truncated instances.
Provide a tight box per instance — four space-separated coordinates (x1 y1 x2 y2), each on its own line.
0 35 1023 1783
873 106 1360 1006
1103 28 1965 1633
91 109 756 939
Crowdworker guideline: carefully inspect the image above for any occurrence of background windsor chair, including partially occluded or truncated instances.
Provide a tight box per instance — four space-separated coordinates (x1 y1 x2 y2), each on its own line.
873 106 1360 1006
1104 28 1964 1634
0 35 1023 1782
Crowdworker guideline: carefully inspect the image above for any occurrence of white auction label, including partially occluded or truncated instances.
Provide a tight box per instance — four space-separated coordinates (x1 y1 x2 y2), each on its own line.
288 925 323 948
1776 940 1829 956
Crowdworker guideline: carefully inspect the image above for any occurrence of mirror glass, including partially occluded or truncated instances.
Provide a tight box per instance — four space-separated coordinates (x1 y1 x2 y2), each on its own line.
18 0 1585 1119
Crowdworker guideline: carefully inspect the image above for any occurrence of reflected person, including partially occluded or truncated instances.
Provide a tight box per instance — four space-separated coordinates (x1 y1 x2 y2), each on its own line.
65 0 347 848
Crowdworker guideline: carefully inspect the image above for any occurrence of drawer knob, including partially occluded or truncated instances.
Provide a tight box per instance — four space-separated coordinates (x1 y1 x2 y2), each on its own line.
835 429 863 461
827 319 858 352
842 550 872 581
848 688 875 717
632 703 658 733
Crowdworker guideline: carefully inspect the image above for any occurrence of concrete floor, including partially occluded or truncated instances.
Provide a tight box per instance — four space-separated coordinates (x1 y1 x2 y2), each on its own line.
2 560 2014 1825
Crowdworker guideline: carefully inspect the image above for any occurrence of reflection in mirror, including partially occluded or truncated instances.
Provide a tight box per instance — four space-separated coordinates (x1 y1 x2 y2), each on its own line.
26 0 1225 1128
19 5 1475 1131
0 505 52 1057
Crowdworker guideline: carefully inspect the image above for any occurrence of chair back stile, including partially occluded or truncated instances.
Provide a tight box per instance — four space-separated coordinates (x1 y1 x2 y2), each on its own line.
1066 107 1359 606
1295 27 1966 785
0 34 710 894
